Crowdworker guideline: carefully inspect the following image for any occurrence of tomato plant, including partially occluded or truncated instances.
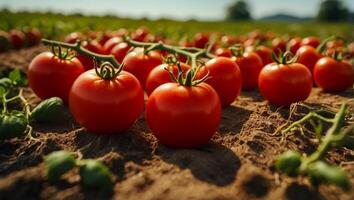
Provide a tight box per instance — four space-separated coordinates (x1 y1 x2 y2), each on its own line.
122 47 163 89
258 52 312 106
77 40 105 71
313 56 354 92
28 51 84 103
197 57 242 107
272 38 287 55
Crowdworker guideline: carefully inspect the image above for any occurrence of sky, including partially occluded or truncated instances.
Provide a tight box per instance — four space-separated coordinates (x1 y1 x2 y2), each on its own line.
1 0 354 20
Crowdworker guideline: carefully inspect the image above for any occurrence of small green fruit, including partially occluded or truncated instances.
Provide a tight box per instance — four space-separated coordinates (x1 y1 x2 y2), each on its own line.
45 150 76 183
79 159 113 189
276 150 302 176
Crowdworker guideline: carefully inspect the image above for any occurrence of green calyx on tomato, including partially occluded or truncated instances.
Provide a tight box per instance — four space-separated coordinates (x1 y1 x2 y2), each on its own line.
229 44 244 57
271 51 298 65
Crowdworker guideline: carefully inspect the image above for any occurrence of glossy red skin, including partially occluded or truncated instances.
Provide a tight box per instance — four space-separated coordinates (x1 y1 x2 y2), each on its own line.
9 30 25 49
193 33 209 48
232 52 263 90
77 40 105 71
289 37 302 54
69 69 144 134
131 27 149 42
272 38 287 55
146 82 221 148
103 37 123 54
197 57 242 107
145 63 190 96
221 35 237 46
99 32 113 46
110 42 131 63
314 57 354 92
258 63 313 106
301 37 320 48
122 48 163 89
26 28 42 46
28 52 84 103
297 45 321 73
65 32 83 44
214 48 232 57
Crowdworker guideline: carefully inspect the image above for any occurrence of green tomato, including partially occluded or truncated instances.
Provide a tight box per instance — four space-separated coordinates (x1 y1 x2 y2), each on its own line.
79 159 113 189
308 161 350 191
0 113 28 140
276 150 302 176
30 97 65 123
45 150 76 183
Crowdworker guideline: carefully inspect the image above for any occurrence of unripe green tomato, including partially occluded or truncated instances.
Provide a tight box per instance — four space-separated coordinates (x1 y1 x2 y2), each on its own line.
308 161 350 191
45 150 76 183
0 113 27 140
276 150 302 176
30 97 65 123
79 159 112 189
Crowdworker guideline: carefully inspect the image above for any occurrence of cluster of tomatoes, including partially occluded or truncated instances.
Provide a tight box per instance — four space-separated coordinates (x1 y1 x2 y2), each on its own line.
27 27 353 148
0 28 42 53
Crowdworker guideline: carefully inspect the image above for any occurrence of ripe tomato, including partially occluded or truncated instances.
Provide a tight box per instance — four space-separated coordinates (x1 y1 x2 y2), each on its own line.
77 40 105 71
9 30 25 49
232 52 263 90
145 63 190 96
193 33 209 48
313 57 354 92
28 52 84 103
146 82 221 148
122 48 163 89
272 38 287 55
214 48 232 57
65 32 84 44
103 37 122 54
131 27 149 42
197 57 242 107
69 69 144 134
301 37 320 48
110 42 131 63
246 45 273 66
289 37 302 54
221 35 237 46
98 31 113 46
297 45 321 73
259 62 312 106
26 28 42 46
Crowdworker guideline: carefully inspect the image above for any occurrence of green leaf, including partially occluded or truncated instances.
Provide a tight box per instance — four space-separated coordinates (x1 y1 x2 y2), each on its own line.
9 69 21 83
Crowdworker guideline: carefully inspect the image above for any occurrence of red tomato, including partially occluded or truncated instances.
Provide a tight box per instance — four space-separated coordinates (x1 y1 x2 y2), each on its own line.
99 31 113 46
221 35 237 46
9 30 25 49
258 62 312 106
214 48 232 57
297 45 321 73
145 63 190 96
289 37 302 54
272 38 287 55
26 28 42 46
69 69 144 134
103 37 122 54
146 82 221 148
131 27 150 42
28 52 84 102
232 52 263 90
314 57 354 92
64 32 84 44
77 40 105 71
301 37 320 48
193 33 209 48
245 46 273 66
110 42 131 63
197 57 242 107
122 48 163 89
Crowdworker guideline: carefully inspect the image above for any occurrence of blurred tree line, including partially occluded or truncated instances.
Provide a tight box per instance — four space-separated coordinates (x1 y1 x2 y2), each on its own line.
226 0 352 21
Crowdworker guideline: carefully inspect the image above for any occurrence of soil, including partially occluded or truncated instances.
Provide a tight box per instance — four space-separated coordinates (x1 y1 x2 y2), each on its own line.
0 45 353 200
